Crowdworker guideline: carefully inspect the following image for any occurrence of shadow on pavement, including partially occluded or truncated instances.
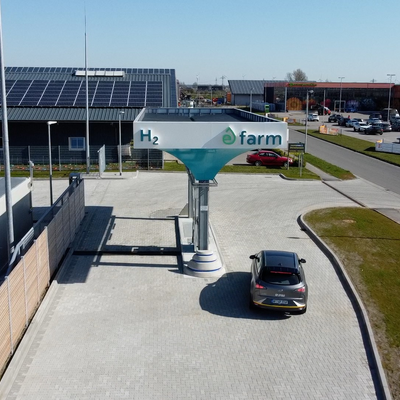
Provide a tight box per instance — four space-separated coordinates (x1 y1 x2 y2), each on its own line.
199 271 292 321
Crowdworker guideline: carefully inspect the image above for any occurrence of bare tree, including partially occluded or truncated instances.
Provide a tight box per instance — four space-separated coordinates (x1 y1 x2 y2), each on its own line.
286 69 308 81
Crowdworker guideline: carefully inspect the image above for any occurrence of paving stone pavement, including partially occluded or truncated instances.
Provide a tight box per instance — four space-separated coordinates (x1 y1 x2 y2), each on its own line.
2 171 399 400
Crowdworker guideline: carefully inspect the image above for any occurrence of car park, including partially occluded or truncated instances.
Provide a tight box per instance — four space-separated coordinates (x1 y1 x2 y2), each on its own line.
249 250 308 314
353 121 370 132
246 150 293 167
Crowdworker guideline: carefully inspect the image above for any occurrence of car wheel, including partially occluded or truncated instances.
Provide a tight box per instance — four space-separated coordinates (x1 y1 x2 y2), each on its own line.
283 162 288 168
380 132 383 135
255 161 262 167
353 128 356 131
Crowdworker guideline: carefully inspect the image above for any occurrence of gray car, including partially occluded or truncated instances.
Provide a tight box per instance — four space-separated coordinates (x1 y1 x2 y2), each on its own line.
249 250 308 314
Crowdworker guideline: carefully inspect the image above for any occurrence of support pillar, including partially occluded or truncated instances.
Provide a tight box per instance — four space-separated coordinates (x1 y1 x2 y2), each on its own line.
185 179 224 278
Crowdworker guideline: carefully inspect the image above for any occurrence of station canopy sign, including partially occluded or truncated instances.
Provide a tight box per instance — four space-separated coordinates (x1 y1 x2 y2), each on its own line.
133 121 288 150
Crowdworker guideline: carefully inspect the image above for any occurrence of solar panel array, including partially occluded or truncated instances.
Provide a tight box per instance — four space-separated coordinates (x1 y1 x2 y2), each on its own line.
5 66 172 74
3 79 163 107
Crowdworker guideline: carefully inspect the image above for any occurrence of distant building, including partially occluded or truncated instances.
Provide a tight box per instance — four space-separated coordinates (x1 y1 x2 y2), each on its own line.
228 80 400 113
0 67 178 164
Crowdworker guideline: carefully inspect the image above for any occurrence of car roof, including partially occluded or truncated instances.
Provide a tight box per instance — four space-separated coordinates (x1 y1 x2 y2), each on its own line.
261 250 299 272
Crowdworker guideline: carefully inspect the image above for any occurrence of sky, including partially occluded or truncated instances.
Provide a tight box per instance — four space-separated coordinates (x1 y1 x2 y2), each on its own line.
1 0 400 86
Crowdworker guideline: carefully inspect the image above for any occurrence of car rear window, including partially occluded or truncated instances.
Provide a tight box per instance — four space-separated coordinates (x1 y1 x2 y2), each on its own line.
260 269 300 285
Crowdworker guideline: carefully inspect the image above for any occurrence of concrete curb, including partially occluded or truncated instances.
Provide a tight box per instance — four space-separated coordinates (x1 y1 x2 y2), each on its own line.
298 214 392 400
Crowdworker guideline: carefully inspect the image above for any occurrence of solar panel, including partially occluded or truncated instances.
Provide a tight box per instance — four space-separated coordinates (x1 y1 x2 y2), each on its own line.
74 81 97 106
39 80 66 106
3 76 166 108
57 81 82 106
6 80 32 105
110 81 130 107
128 82 146 107
92 81 114 106
20 80 49 106
146 81 163 106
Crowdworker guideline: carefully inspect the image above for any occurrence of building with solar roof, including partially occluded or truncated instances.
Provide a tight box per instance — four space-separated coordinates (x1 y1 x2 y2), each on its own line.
0 67 177 164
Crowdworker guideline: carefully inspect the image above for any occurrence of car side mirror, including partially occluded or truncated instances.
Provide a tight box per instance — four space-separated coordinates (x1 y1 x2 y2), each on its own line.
299 258 306 263
249 255 255 260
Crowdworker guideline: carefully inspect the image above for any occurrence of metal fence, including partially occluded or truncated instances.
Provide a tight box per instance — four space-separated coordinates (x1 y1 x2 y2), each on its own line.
0 146 163 170
0 177 85 375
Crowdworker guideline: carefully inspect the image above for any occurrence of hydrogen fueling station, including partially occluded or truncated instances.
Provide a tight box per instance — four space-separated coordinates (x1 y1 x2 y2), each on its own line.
133 107 288 278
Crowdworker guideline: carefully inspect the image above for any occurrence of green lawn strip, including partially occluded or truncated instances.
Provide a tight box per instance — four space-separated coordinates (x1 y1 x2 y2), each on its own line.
295 128 400 167
163 161 320 179
304 207 400 348
303 153 355 180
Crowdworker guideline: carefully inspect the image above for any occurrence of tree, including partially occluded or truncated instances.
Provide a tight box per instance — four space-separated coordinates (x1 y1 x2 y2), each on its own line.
286 69 308 81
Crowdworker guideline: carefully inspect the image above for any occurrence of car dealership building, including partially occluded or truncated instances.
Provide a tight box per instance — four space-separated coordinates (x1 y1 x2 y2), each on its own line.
228 80 400 113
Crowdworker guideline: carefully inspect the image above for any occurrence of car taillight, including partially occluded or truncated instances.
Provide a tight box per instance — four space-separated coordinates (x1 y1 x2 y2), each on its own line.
296 287 306 293
255 282 264 289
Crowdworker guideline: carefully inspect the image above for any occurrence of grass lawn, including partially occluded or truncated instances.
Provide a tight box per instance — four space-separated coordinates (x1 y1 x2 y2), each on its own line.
163 160 320 179
304 207 400 399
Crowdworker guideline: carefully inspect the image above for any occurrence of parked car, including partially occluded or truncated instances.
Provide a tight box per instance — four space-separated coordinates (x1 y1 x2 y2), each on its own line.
367 117 382 125
346 118 364 128
392 122 400 132
380 122 392 132
353 121 370 132
363 125 383 135
246 150 293 167
307 113 319 121
249 250 308 314
369 113 382 120
338 117 351 126
328 114 341 123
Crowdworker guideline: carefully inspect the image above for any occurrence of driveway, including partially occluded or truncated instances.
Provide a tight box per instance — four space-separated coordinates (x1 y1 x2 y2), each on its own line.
0 173 382 399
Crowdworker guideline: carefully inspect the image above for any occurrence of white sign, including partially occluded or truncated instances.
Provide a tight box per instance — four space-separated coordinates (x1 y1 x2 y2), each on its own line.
133 122 288 150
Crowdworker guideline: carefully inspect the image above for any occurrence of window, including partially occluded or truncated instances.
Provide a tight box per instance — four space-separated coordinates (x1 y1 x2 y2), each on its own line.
69 137 85 151
260 269 300 285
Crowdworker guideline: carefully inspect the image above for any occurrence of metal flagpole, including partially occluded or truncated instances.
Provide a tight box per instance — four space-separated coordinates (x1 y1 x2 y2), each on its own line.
84 5 90 173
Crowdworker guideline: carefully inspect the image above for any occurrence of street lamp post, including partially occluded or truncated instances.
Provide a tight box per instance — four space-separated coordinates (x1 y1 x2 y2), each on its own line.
47 121 57 206
387 74 395 122
118 111 124 176
338 76 345 113
305 90 313 152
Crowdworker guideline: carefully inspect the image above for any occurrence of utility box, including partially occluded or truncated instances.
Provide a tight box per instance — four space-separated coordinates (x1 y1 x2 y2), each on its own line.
0 178 33 271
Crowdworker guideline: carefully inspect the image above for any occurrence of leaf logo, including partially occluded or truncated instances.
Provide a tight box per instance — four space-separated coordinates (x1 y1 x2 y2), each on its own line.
223 127 236 145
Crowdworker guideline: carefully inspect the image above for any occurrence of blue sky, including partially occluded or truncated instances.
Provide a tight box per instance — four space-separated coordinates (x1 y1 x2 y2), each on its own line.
2 0 400 85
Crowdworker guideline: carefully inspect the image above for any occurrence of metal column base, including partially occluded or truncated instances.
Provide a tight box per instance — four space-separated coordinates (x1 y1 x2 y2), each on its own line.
185 250 225 278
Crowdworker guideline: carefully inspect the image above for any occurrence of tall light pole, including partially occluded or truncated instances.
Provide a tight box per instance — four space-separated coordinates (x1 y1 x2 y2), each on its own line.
338 76 345 113
0 2 15 258
387 74 395 122
47 121 57 206
84 7 90 174
250 88 254 113
196 75 199 105
118 111 124 176
305 90 313 152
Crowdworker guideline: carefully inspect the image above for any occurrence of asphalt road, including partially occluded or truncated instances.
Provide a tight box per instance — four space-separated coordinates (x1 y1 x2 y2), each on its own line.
289 128 400 196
